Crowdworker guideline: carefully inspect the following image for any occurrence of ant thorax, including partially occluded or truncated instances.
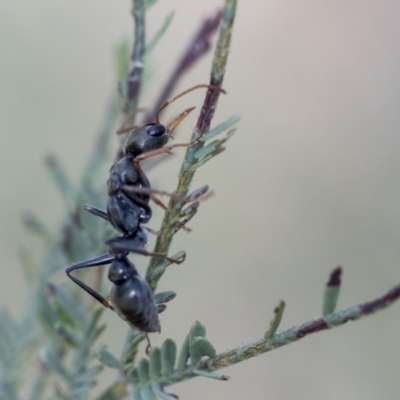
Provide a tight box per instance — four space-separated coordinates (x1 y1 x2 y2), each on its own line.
106 154 152 233
107 155 140 196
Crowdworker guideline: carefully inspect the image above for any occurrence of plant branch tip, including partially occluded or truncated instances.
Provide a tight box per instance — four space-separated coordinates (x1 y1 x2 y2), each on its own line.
46 282 57 296
44 153 58 166
132 61 145 68
327 266 342 287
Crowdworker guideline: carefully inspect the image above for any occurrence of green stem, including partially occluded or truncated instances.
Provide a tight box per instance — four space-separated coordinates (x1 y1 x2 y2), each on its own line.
146 0 237 291
207 282 400 370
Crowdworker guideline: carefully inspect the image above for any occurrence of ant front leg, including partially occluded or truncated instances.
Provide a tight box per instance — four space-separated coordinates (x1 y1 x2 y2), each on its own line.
132 135 199 166
120 185 185 203
65 253 115 310
121 184 209 206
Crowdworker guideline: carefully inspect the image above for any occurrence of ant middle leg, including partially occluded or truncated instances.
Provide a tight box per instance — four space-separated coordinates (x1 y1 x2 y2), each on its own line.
65 253 116 310
150 194 192 233
106 236 186 265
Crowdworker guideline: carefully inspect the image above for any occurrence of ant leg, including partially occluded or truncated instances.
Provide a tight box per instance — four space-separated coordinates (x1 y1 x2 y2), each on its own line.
154 84 226 125
132 122 215 164
121 185 185 202
122 191 152 218
84 205 109 222
121 167 153 221
132 136 201 165
150 194 168 211
116 107 145 135
145 334 152 355
150 194 192 233
121 184 208 206
106 237 185 265
145 226 159 236
65 253 115 309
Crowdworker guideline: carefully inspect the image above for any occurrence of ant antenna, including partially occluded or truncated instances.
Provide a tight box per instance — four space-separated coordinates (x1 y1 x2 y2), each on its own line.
155 84 226 126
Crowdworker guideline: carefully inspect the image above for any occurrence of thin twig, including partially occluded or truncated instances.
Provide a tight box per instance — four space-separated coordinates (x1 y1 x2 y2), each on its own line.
206 282 400 371
145 10 223 121
126 0 146 115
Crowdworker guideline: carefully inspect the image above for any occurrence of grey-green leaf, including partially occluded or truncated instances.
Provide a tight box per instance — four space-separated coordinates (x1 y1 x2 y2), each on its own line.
146 12 174 55
44 154 76 209
323 267 342 316
138 358 150 382
189 320 206 340
144 0 158 10
149 347 162 380
98 346 121 369
190 337 216 366
132 387 143 400
264 300 285 340
154 291 176 305
140 385 157 400
161 339 176 377
201 114 240 142
177 334 190 370
42 348 70 382
128 367 140 385
151 383 178 400
193 369 230 380
22 212 52 241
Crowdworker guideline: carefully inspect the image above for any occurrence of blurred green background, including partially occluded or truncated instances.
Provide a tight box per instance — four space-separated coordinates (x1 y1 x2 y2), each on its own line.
1 0 400 399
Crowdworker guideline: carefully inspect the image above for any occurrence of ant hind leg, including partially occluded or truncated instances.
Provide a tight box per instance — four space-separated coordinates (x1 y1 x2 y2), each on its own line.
65 253 115 309
84 205 109 222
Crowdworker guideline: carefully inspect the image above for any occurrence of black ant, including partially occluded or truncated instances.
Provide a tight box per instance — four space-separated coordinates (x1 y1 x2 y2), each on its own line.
65 85 223 334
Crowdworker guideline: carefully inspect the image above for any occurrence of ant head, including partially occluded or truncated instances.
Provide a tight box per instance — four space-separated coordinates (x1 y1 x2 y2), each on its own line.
124 123 169 156
123 84 224 156
123 102 196 156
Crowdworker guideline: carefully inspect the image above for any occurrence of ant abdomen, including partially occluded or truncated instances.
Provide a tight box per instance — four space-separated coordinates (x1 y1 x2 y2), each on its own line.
109 258 160 332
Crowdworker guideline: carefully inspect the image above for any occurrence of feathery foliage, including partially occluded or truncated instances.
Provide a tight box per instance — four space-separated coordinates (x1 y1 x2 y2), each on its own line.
1 1 400 399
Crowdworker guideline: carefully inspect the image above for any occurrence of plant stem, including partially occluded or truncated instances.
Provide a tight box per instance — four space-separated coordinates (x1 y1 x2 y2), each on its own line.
146 0 237 291
126 0 146 114
206 281 400 370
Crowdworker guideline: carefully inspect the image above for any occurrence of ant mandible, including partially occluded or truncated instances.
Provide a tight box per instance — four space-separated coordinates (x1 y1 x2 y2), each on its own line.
65 84 223 334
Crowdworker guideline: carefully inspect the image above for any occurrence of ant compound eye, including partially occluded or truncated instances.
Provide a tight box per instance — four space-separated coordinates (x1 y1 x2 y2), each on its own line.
147 124 166 137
